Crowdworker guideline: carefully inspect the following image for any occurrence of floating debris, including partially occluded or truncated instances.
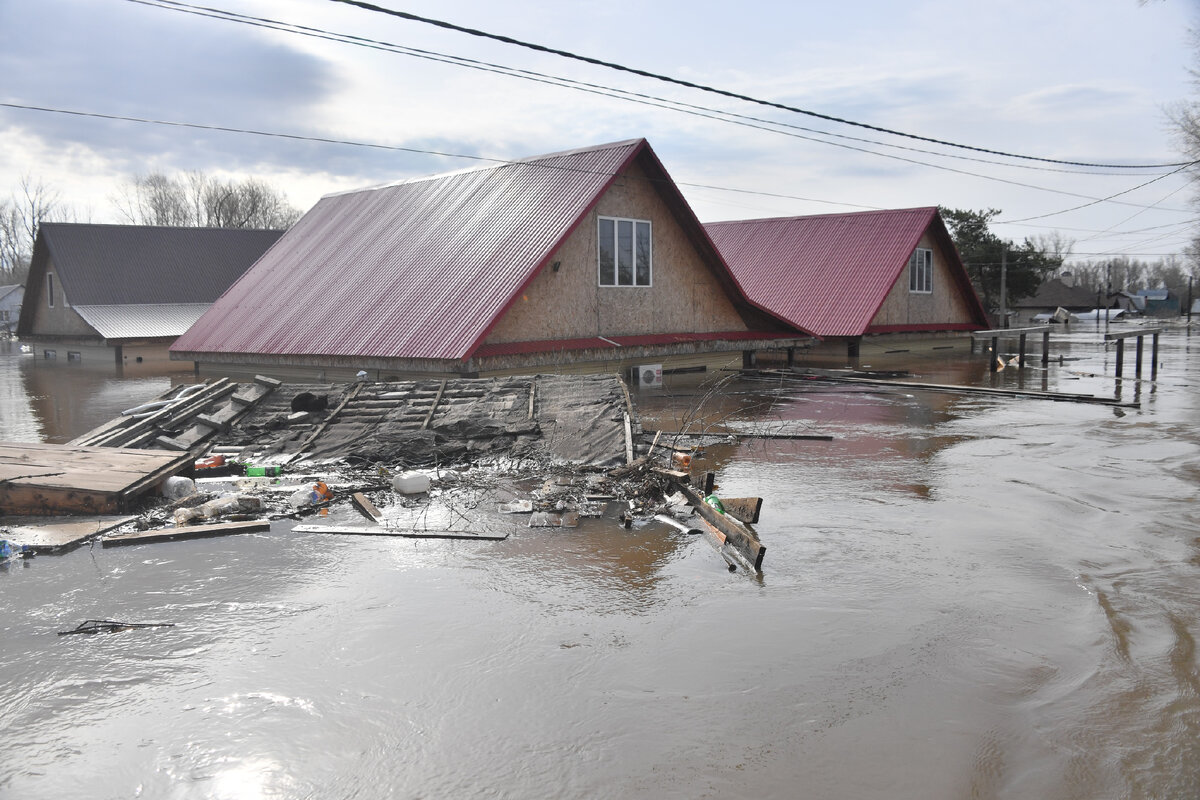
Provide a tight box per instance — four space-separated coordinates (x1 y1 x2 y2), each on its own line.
58 619 176 636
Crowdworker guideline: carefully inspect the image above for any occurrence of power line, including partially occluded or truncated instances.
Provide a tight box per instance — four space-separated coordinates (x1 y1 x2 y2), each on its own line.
995 161 1198 224
326 0 1192 171
117 0 1195 214
6 100 1193 223
0 101 877 211
129 0 1169 178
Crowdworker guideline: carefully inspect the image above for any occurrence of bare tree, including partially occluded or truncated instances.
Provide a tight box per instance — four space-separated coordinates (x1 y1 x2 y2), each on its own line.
114 171 301 229
0 176 65 284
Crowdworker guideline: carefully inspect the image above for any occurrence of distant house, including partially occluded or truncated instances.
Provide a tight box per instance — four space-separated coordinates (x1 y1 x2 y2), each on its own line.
1011 272 1101 324
18 224 283 367
0 284 23 334
172 139 810 381
704 207 988 358
1135 288 1179 318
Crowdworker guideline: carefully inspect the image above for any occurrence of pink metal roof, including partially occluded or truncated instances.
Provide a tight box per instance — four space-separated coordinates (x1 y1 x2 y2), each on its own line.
705 207 987 338
173 140 657 361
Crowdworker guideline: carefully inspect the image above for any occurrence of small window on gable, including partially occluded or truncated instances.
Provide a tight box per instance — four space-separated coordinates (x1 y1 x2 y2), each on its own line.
598 216 652 287
909 248 933 294
47 273 56 308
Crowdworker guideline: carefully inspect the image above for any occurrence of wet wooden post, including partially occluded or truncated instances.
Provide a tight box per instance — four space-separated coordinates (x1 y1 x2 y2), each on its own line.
990 336 999 364
1114 338 1124 378
1135 335 1144 378
1151 331 1160 380
786 347 795 368
1042 330 1050 365
742 350 757 368
1018 333 1027 368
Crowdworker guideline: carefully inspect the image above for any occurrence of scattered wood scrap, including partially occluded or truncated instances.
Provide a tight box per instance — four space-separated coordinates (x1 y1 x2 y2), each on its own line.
102 519 270 548
292 525 508 541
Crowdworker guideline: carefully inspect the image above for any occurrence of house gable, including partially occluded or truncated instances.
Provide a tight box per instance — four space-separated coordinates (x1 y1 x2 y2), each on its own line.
866 230 982 333
482 156 750 347
706 207 987 338
18 238 102 340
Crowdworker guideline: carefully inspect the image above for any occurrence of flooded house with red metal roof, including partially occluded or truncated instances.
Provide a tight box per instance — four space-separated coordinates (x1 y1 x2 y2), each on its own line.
705 207 988 360
171 139 811 382
18 224 283 369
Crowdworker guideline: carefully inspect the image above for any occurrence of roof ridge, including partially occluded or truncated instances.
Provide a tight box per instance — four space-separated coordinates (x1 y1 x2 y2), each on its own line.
323 138 646 199
706 207 937 227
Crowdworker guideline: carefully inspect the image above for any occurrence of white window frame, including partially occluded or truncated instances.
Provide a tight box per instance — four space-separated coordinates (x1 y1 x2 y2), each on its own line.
598 216 653 287
47 272 55 308
909 248 933 294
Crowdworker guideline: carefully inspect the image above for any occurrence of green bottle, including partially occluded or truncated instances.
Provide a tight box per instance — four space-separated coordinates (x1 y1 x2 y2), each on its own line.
245 466 282 477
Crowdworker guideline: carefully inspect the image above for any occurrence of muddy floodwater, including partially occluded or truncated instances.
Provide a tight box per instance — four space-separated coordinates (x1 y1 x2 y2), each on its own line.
2 329 1200 799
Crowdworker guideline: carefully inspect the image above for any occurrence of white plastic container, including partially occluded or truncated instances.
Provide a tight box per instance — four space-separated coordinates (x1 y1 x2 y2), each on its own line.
391 471 431 494
162 476 197 500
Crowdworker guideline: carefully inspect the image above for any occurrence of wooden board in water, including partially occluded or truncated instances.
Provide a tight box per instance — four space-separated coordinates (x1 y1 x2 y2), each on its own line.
102 519 271 547
0 442 191 516
4 515 139 553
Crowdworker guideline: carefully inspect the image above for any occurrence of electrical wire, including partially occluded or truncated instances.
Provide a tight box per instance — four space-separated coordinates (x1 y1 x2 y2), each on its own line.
5 100 1192 220
127 0 1171 178
325 0 1193 171
115 0 1196 214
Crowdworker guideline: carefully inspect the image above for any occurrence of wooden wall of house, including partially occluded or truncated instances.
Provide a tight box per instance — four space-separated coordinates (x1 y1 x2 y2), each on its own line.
869 232 976 328
24 261 98 338
482 159 748 345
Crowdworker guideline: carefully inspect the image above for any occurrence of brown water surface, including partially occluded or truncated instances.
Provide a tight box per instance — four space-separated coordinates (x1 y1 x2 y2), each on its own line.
2 329 1199 798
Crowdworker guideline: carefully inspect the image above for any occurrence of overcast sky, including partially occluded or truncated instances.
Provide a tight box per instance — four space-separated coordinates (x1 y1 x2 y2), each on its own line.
1 0 1197 263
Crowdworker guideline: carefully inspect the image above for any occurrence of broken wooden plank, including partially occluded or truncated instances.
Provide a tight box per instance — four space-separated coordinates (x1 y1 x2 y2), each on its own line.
420 379 448 431
5 515 139 553
292 524 508 541
645 429 662 460
721 497 763 525
623 412 634 465
498 499 533 514
154 435 190 451
674 480 765 572
102 519 271 547
351 491 382 521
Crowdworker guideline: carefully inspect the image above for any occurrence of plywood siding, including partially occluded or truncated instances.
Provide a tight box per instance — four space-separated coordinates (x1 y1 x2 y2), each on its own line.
26 264 99 338
870 234 976 328
483 160 747 345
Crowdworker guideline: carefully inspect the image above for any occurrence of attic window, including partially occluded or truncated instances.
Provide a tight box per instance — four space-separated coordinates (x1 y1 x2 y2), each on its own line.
909 248 933 294
598 216 652 287
47 273 55 308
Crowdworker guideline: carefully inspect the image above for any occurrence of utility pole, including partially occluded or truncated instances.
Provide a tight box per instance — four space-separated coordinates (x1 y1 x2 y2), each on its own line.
1188 275 1193 327
1104 264 1111 336
999 248 1008 328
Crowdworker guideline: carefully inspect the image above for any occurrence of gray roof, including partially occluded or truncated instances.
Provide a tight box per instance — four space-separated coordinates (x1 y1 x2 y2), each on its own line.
0 284 22 302
1011 277 1098 310
35 223 284 306
73 303 211 340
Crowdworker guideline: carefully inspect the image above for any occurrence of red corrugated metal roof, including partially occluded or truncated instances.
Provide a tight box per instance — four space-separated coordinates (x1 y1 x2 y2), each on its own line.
173 140 647 361
705 208 987 338
175 139 805 363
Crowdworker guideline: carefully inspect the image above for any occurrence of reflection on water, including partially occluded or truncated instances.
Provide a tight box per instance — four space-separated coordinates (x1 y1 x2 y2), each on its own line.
0 340 197 443
3 328 1200 798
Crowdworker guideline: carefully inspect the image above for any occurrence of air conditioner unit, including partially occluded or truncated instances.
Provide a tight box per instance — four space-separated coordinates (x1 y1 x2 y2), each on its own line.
635 364 662 387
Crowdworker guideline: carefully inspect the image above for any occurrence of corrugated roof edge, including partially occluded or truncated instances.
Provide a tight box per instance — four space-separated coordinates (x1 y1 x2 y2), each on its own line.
321 138 648 199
